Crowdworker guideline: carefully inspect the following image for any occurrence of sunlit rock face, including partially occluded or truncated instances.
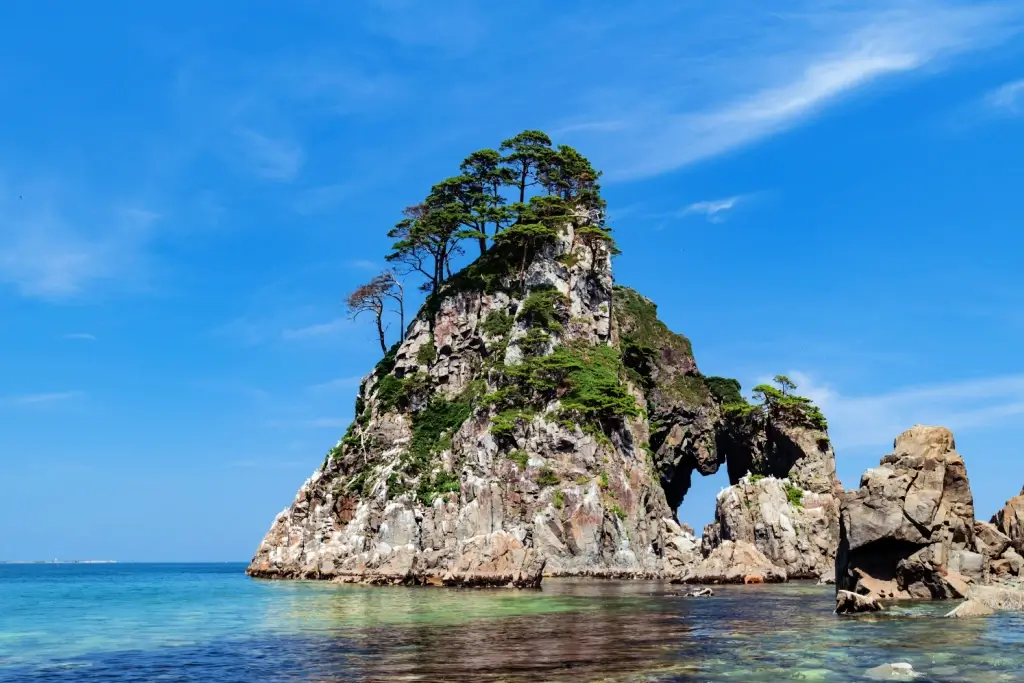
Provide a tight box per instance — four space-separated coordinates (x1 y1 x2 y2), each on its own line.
247 218 705 585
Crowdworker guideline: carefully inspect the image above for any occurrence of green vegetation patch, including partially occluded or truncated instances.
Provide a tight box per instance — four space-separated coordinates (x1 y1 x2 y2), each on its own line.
785 483 804 508
610 504 627 521
417 469 461 506
481 309 514 338
518 286 569 334
704 376 743 405
553 489 565 509
536 466 560 487
416 335 437 365
507 449 529 471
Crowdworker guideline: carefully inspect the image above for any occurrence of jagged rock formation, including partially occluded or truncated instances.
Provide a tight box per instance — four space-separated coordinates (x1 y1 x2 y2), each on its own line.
248 214 710 584
835 590 882 614
836 426 982 599
676 540 787 585
992 485 1024 555
700 404 841 579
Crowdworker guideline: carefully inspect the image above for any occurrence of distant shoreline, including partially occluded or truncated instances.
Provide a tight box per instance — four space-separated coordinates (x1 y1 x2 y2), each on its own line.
0 560 117 565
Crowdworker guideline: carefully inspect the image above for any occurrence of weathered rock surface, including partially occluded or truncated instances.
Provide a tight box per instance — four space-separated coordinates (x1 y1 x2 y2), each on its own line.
675 540 787 585
945 584 1024 618
701 410 841 579
835 589 882 614
703 473 839 580
836 426 980 600
992 485 1024 555
248 215 710 585
864 663 918 681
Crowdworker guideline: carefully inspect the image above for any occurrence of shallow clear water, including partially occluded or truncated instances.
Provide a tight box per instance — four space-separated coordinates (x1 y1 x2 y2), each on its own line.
1 564 1022 682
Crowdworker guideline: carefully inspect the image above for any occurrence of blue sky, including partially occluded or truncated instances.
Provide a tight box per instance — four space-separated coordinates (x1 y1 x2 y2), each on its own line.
2 0 1024 561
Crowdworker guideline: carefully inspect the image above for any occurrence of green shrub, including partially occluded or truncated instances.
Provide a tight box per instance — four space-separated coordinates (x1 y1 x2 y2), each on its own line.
387 472 405 499
749 474 764 483
575 475 589 485
374 341 402 377
536 466 560 487
599 471 609 489
374 374 406 412
417 336 437 365
507 450 529 470
481 309 514 338
704 376 743 405
490 409 534 439
406 394 474 475
784 483 804 507
610 504 627 521
553 489 565 509
518 286 568 333
417 469 461 505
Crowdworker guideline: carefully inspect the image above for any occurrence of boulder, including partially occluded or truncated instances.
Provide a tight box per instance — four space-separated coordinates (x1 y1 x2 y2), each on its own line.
674 540 787 585
864 663 917 681
836 426 979 600
945 585 1024 618
992 485 1024 555
835 590 882 614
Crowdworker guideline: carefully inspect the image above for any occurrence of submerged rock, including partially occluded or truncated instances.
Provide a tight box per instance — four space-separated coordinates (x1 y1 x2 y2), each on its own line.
675 540 787 585
835 590 882 614
864 662 918 681
836 426 979 600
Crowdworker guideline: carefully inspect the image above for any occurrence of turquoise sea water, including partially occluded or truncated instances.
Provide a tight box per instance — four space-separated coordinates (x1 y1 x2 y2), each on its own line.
1 563 1023 682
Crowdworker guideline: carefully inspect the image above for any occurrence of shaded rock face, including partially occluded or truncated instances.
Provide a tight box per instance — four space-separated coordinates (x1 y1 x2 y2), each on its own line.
701 413 841 579
248 220 702 585
611 286 721 512
675 540 787 585
836 426 980 600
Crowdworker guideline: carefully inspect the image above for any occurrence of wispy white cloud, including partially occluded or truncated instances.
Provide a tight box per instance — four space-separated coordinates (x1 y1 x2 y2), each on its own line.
783 371 1024 452
0 183 161 300
4 391 85 406
268 417 351 429
562 2 1022 180
293 183 356 214
281 318 350 340
985 78 1024 114
229 459 310 470
229 129 303 181
309 376 364 392
679 196 747 222
63 333 97 341
349 259 379 272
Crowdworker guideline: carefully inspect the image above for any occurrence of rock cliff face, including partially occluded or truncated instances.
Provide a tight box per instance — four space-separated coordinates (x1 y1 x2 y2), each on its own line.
701 409 841 579
247 216 708 585
836 426 982 599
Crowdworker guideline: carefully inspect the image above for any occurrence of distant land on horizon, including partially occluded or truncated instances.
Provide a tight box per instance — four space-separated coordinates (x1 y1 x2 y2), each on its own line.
0 559 117 565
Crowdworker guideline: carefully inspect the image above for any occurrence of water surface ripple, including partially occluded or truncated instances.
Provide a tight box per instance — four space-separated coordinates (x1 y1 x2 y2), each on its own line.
1 563 1022 682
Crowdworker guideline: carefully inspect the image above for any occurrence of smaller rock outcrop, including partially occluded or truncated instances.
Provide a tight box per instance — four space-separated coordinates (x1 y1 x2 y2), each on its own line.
675 540 787 585
704 473 839 580
836 426 980 600
701 379 841 580
945 585 1024 618
992 485 1024 554
835 590 882 614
